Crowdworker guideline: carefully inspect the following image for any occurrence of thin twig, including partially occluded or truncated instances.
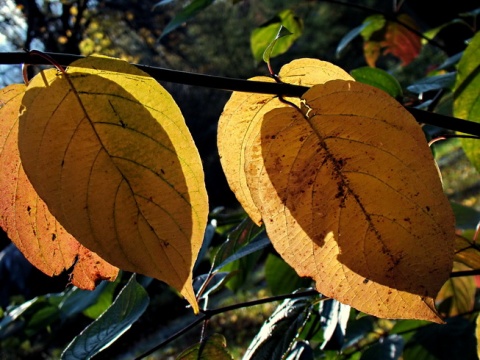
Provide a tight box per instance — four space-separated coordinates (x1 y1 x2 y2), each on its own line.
133 289 320 359
450 269 480 277
1 51 480 135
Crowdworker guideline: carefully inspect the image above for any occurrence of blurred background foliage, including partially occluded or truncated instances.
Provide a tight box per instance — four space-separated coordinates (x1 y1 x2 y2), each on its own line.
1 0 480 359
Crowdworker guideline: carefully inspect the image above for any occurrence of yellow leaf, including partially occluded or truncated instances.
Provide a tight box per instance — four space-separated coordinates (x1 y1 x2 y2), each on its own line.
477 313 480 358
18 56 208 313
454 232 480 269
248 80 454 322
218 58 353 225
0 84 118 289
436 262 475 317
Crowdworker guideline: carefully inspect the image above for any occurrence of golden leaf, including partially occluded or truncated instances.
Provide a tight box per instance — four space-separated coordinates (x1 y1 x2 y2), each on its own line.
0 84 118 289
436 262 475 317
248 80 454 322
218 58 353 224
454 233 480 269
18 56 208 312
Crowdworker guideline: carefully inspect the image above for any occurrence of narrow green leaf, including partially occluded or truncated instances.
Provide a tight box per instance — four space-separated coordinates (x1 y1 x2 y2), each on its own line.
350 67 403 99
59 281 112 319
406 72 456 94
454 31 480 172
336 23 369 58
160 0 215 38
25 305 60 337
360 15 386 40
318 299 351 349
82 279 120 320
61 274 149 360
212 217 268 271
243 293 314 360
0 297 39 339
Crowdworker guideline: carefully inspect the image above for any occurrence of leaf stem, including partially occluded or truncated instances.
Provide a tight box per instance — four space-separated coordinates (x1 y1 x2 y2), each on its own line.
2 51 480 136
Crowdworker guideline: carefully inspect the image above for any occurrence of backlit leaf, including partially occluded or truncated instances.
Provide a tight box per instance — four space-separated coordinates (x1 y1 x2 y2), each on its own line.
436 262 475 317
476 313 480 359
218 58 353 225
248 80 454 322
454 232 480 269
0 84 118 289
454 32 480 172
18 55 208 313
250 9 303 63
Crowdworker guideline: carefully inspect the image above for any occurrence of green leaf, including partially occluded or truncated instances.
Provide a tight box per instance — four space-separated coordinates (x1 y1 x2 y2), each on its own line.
58 281 112 319
25 305 59 337
336 23 369 58
176 333 233 359
350 67 403 99
61 274 149 359
160 0 215 38
82 279 120 320
212 217 268 271
243 293 314 360
406 72 456 94
265 254 311 296
454 31 480 172
360 15 386 40
211 217 269 292
263 25 293 64
250 9 303 63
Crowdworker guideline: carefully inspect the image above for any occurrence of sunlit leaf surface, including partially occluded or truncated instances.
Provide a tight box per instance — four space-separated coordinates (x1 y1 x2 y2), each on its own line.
18 56 208 312
247 80 454 322
455 32 480 172
0 84 118 289
218 58 353 225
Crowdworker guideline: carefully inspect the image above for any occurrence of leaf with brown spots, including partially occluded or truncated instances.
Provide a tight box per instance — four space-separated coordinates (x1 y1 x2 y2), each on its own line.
218 58 353 225
246 79 454 322
18 55 208 313
0 84 118 289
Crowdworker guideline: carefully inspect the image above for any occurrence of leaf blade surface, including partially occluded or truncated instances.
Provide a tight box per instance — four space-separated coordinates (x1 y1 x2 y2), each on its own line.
251 80 454 322
18 56 208 312
0 84 118 289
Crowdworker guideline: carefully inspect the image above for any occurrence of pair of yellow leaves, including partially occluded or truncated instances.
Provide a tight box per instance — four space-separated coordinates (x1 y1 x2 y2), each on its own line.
0 55 454 322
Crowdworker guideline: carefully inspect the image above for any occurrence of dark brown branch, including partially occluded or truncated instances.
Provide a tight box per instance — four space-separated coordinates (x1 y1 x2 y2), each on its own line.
450 269 480 277
1 51 480 136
